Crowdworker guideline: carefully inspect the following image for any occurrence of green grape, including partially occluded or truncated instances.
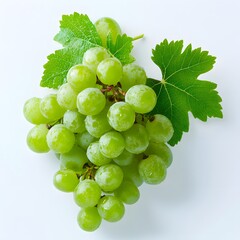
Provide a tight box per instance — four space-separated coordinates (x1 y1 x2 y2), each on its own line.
77 207 102 232
53 169 79 192
85 106 112 138
125 85 157 113
120 63 147 91
82 46 110 73
144 141 173 167
138 155 167 185
57 83 78 110
27 124 49 153
23 97 48 124
95 17 121 47
40 94 65 122
146 114 174 143
87 142 112 166
74 179 102 208
123 124 149 154
76 131 97 150
60 145 88 171
63 110 86 133
77 88 106 116
67 64 96 92
114 180 140 205
95 163 123 192
113 149 135 166
99 131 125 158
107 102 135 132
121 157 143 187
46 124 75 154
97 195 125 222
97 58 123 85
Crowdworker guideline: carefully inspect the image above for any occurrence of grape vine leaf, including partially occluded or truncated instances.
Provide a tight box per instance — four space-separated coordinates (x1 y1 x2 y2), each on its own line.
107 34 135 64
41 13 134 88
147 39 223 146
54 13 102 47
40 40 84 89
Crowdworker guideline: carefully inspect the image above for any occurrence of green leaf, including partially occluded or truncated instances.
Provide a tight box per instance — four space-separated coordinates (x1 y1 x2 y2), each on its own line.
107 34 135 65
54 12 102 47
147 39 223 146
40 40 84 89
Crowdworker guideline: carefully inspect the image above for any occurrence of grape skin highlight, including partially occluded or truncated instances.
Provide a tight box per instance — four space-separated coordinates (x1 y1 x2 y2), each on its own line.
97 195 125 222
77 207 102 232
53 169 79 192
138 155 167 185
107 102 135 132
23 97 48 124
99 131 125 158
95 163 124 192
27 124 49 153
46 124 75 154
77 88 106 116
125 85 157 114
40 94 65 122
74 179 102 208
67 64 96 92
97 58 123 86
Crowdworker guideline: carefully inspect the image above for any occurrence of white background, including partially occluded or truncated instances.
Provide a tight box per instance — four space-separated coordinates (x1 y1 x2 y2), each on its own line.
0 0 239 239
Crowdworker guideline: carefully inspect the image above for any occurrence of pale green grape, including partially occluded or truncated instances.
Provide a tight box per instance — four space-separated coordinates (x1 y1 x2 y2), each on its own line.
53 169 79 192
95 163 123 192
97 58 123 85
63 110 86 133
86 142 112 166
114 180 140 204
77 207 102 232
121 157 143 187
85 106 112 138
46 124 75 153
77 88 106 115
123 124 149 154
120 63 147 91
27 124 49 153
23 97 48 124
40 94 65 122
82 47 110 73
60 145 88 171
67 64 96 92
95 17 121 47
144 141 173 167
107 102 135 132
146 114 174 143
125 85 157 113
97 195 125 222
74 179 102 208
57 83 78 110
76 131 97 150
113 149 135 166
99 131 125 158
138 155 167 184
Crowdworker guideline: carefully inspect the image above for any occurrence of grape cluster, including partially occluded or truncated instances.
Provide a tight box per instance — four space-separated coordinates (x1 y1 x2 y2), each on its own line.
23 17 174 232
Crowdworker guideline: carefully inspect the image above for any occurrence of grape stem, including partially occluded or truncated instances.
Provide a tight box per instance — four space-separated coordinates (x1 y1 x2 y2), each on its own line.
132 34 144 41
46 118 63 129
81 163 98 180
101 83 126 102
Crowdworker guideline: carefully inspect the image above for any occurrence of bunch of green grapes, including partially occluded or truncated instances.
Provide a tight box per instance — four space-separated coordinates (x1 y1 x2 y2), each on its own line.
23 17 174 232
